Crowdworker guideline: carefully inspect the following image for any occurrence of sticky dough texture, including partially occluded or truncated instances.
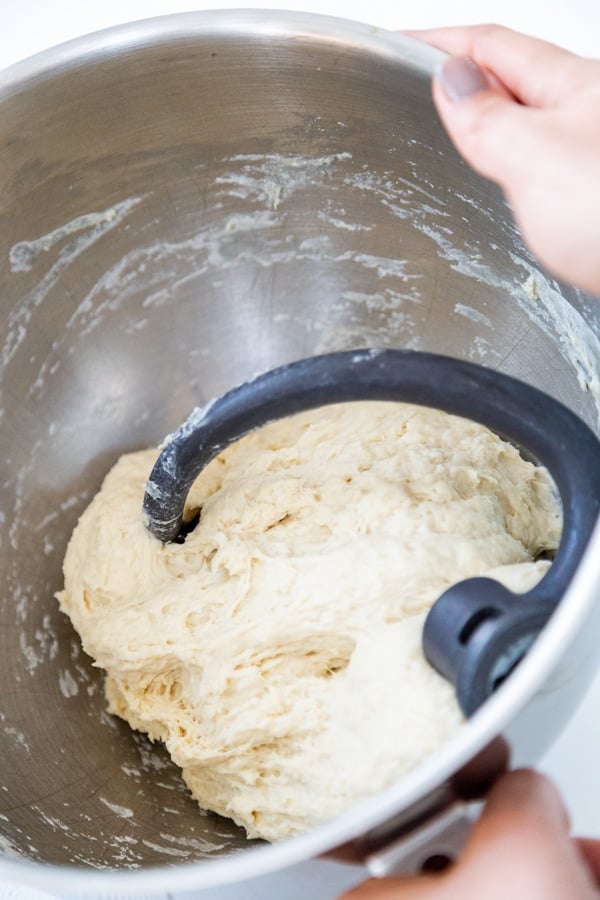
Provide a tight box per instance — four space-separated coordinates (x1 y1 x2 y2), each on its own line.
58 402 561 841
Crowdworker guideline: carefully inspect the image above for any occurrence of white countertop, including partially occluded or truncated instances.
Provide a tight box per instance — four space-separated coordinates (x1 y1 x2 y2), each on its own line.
1 2 599 898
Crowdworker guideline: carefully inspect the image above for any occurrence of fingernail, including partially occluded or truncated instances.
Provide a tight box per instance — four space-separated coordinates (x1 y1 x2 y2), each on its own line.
437 56 490 102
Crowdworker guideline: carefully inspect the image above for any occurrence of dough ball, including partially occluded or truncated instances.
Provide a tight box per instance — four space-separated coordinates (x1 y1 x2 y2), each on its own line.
57 402 561 840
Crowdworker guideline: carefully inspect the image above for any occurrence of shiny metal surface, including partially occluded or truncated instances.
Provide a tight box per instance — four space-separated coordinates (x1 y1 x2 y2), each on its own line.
0 10 599 896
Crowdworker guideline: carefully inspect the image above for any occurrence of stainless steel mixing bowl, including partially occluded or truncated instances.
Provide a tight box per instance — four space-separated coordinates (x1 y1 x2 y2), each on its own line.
1 10 599 897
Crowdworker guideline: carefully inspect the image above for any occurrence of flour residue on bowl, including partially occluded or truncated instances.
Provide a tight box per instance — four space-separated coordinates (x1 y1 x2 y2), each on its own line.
3 197 143 373
336 162 599 413
11 147 595 419
215 151 352 210
454 303 494 329
99 798 134 819
520 272 600 413
0 832 24 860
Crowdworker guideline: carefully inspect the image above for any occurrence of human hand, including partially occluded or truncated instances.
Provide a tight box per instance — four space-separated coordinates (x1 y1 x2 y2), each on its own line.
338 770 600 899
406 25 600 296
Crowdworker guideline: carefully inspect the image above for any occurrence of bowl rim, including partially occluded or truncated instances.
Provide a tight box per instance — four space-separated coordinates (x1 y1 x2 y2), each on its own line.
0 6 443 95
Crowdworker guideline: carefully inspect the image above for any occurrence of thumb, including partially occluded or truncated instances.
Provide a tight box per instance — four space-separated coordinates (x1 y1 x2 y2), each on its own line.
431 56 547 194
455 769 597 899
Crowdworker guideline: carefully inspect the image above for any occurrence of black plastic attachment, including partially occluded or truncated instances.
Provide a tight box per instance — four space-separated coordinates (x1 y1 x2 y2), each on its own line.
143 349 600 716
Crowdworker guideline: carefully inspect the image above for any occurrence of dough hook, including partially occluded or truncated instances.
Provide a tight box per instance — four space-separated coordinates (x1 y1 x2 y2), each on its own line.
143 349 600 715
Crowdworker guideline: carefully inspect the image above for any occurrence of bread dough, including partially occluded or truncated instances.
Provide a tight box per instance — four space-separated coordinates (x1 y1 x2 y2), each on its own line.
58 402 561 841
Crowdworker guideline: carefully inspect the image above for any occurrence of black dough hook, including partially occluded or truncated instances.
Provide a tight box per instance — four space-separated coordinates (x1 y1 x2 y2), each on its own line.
143 349 600 716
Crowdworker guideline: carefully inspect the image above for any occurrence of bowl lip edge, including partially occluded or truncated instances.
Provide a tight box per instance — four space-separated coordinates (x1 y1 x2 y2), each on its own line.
0 7 444 98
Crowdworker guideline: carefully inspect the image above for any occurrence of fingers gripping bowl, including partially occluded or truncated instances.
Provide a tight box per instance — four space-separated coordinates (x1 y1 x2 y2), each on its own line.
0 10 599 896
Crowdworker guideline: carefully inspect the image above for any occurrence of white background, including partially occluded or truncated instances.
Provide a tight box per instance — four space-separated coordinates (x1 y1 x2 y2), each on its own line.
1 1 599 898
